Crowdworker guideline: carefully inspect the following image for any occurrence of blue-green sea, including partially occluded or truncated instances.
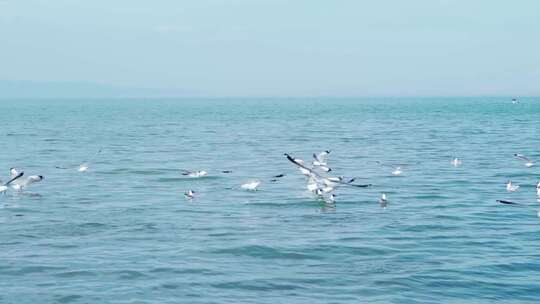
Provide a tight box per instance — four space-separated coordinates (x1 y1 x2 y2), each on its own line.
2 98 540 303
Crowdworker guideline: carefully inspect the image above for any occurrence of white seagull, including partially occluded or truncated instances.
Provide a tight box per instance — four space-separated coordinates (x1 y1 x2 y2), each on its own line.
241 180 261 191
536 181 540 198
0 170 24 194
184 189 195 199
312 150 330 166
451 158 462 167
506 181 519 192
514 154 535 168
376 161 405 176
323 193 336 205
379 193 388 206
181 170 208 178
11 174 44 192
392 166 403 176
56 149 101 172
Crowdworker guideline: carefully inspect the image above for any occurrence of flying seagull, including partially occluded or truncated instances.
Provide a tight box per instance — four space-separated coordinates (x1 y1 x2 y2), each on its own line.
0 170 24 194
285 153 370 188
56 149 102 172
514 154 535 168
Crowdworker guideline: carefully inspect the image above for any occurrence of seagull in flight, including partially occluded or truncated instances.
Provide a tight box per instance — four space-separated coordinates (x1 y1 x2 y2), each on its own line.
56 149 102 172
0 170 24 194
506 181 519 192
312 150 330 166
285 153 371 189
9 168 43 192
514 154 535 168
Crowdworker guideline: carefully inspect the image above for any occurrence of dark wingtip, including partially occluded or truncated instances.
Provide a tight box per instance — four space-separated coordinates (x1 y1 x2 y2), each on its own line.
497 199 517 205
39 175 43 179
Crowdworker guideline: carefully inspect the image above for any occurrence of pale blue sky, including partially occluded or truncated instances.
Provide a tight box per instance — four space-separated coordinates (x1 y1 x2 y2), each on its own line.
1 0 539 96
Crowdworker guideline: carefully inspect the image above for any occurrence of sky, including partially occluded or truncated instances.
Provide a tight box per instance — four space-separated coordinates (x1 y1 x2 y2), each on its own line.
1 0 539 97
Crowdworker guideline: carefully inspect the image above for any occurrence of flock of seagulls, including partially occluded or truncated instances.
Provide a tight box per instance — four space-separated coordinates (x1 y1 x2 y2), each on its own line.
0 168 43 193
178 149 540 212
2 137 539 213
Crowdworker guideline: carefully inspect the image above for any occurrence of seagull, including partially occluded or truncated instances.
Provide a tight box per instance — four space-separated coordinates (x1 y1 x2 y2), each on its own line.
379 193 388 208
392 167 403 176
451 158 462 167
293 158 312 176
0 170 24 194
285 154 370 188
506 181 519 192
536 181 540 198
11 174 44 192
306 176 319 192
376 161 405 176
241 180 260 191
512 98 519 104
323 193 336 205
181 170 208 178
56 149 102 172
184 189 195 199
313 150 330 166
514 154 535 168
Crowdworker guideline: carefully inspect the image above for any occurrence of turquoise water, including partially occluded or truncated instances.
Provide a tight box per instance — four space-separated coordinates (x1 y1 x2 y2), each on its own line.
1 98 540 303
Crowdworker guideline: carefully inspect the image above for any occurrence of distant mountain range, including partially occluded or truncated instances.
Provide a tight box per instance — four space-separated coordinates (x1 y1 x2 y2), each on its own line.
0 80 196 98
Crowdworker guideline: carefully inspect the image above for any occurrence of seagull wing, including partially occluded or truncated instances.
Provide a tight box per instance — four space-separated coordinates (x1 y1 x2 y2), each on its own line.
514 154 531 162
4 172 24 186
286 153 371 188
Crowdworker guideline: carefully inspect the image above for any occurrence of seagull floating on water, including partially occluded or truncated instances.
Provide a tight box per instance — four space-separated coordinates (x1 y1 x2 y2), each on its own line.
241 180 261 191
181 170 208 178
323 193 336 205
451 158 462 167
379 193 388 208
506 181 520 192
376 161 406 176
514 154 535 168
184 189 195 199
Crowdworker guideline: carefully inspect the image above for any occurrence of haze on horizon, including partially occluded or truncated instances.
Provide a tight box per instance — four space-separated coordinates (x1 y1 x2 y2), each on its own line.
1 0 539 97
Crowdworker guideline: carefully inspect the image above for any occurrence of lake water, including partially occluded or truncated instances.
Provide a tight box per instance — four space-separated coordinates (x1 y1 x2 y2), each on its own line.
1 98 540 303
